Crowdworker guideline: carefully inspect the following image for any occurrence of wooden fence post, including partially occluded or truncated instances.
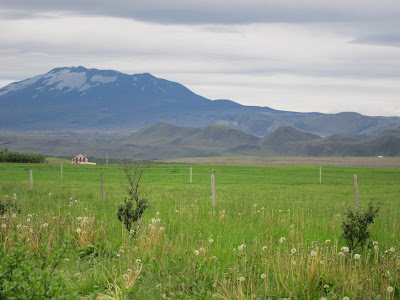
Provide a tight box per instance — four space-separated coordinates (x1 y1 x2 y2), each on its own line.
190 167 192 183
353 174 359 211
319 167 322 184
61 164 63 181
101 171 105 200
106 153 109 165
29 170 33 190
211 170 216 206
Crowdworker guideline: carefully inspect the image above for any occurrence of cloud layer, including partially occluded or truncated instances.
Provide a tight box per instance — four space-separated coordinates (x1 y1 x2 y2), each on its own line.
1 1 400 116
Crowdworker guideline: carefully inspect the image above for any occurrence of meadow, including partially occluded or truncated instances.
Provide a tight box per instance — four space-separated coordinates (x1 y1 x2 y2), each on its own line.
0 162 399 299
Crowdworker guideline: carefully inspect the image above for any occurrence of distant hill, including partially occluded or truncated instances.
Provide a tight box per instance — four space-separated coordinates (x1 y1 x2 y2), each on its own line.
1 66 400 137
0 123 399 158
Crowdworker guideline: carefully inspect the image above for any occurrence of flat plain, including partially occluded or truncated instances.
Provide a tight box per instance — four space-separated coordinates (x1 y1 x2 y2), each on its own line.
0 161 399 299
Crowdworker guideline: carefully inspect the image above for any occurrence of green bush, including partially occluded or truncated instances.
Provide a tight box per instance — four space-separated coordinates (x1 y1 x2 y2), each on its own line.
0 240 75 299
341 200 379 252
0 148 46 163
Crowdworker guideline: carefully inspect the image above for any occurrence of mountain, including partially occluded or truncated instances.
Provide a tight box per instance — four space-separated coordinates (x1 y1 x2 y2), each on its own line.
1 66 400 137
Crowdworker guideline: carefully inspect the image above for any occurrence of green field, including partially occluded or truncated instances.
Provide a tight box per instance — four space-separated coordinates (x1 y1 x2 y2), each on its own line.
0 162 399 299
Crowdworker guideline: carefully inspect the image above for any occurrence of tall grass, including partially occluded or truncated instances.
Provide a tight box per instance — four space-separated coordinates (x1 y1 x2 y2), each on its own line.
0 163 399 299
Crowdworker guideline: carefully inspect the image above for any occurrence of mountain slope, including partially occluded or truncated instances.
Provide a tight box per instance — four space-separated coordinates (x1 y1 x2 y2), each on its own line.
1 66 400 136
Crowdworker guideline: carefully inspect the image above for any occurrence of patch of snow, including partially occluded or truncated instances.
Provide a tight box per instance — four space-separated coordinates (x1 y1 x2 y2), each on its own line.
91 75 117 83
0 75 43 96
44 69 87 92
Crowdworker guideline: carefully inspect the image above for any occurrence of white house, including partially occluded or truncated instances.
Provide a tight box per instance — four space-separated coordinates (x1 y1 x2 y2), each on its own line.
72 154 96 165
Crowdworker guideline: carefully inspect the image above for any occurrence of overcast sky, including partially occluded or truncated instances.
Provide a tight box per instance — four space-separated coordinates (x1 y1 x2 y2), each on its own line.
1 0 400 116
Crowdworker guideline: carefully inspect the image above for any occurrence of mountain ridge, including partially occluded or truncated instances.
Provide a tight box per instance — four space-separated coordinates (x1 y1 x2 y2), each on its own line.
1 66 400 137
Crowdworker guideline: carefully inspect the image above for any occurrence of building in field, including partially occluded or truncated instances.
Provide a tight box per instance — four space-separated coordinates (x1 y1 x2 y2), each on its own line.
71 154 96 165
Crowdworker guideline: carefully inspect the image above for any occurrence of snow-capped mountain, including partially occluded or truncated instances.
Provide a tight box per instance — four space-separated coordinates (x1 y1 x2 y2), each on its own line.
1 66 399 136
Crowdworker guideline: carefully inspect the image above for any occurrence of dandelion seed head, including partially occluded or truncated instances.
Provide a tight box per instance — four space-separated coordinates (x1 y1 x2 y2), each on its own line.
387 286 394 293
1 224 6 229
122 274 129 280
261 273 266 279
354 254 361 260
42 223 48 228
136 259 141 264
262 246 267 251
310 251 317 257
76 228 81 234
373 241 378 245
343 297 349 300
389 247 395 252
208 238 214 243
292 260 296 265
194 250 200 255
253 204 257 207
239 276 245 282
374 245 378 250
159 226 165 231
325 239 331 243
11 214 16 218
26 218 31 222
341 247 350 253
291 248 296 254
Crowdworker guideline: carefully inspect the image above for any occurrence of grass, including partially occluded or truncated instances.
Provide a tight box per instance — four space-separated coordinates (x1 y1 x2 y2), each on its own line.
0 162 399 299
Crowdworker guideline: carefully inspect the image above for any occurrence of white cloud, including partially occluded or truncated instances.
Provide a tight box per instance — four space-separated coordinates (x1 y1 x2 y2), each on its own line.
0 9 399 117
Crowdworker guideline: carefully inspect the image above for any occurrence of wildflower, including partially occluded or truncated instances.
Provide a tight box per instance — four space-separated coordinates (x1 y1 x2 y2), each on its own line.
116 254 120 258
310 251 317 257
28 214 32 218
238 244 244 251
212 256 217 260
136 259 141 264
290 224 295 229
320 298 327 300
16 224 21 229
175 210 179 213
324 284 329 289
278 237 286 244
320 260 324 264
48 193 52 196
341 247 350 253
387 286 394 293
194 250 200 255
373 241 378 245
354 254 361 260
11 213 16 218
76 228 81 234
159 226 165 231
389 247 395 252
253 204 257 207
325 239 331 243
261 273 266 279
77 217 82 221
156 218 161 223
262 246 267 251
42 223 48 228
1 224 6 229
26 218 31 222
292 260 296 265
29 228 33 233
64 258 69 262
151 218 156 224
374 245 378 250
238 213 242 216
208 238 214 243
122 274 129 280
291 248 296 254
130 229 135 234
156 211 160 215
199 247 205 253
338 252 344 256
343 297 349 300
239 276 245 282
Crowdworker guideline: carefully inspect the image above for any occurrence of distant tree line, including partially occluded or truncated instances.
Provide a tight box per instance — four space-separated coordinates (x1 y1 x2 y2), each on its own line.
0 149 46 163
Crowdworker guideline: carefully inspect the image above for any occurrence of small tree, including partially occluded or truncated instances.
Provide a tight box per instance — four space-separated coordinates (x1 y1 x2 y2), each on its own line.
117 161 149 237
341 200 379 252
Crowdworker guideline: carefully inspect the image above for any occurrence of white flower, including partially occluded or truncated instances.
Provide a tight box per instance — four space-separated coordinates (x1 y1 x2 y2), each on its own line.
122 274 129 280
42 223 48 228
310 251 317 257
208 238 214 243
26 218 31 222
28 214 32 218
156 211 160 215
253 204 257 207
238 244 245 251
156 218 161 223
278 237 286 244
136 259 141 263
175 210 179 213
77 217 82 221
338 252 344 256
343 297 349 300
354 254 361 260
194 250 200 255
324 284 329 289
291 248 296 254
1 224 6 229
199 247 205 253
292 260 296 265
262 246 267 251
389 247 395 252
11 214 16 218
374 245 379 250
387 286 394 293
151 218 156 224
239 276 245 282
341 247 350 253
373 241 378 245
290 224 294 229
130 229 135 234
325 239 331 243
261 273 266 279
16 224 21 229
159 226 165 231
76 228 81 234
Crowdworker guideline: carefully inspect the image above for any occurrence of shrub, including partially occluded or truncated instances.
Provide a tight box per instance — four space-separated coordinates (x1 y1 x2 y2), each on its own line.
0 240 74 299
341 200 379 252
117 161 149 236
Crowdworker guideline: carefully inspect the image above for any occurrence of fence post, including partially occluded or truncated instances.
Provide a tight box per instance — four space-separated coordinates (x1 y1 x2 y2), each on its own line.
319 167 322 184
211 169 216 206
101 171 105 200
353 174 359 211
106 153 109 165
61 164 63 181
190 167 192 183
29 170 33 190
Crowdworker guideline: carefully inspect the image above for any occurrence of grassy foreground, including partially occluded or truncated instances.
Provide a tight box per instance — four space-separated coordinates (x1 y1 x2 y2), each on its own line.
0 163 399 299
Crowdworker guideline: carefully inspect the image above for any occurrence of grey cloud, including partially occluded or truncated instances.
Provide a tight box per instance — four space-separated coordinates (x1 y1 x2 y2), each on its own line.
352 33 400 47
1 0 400 25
